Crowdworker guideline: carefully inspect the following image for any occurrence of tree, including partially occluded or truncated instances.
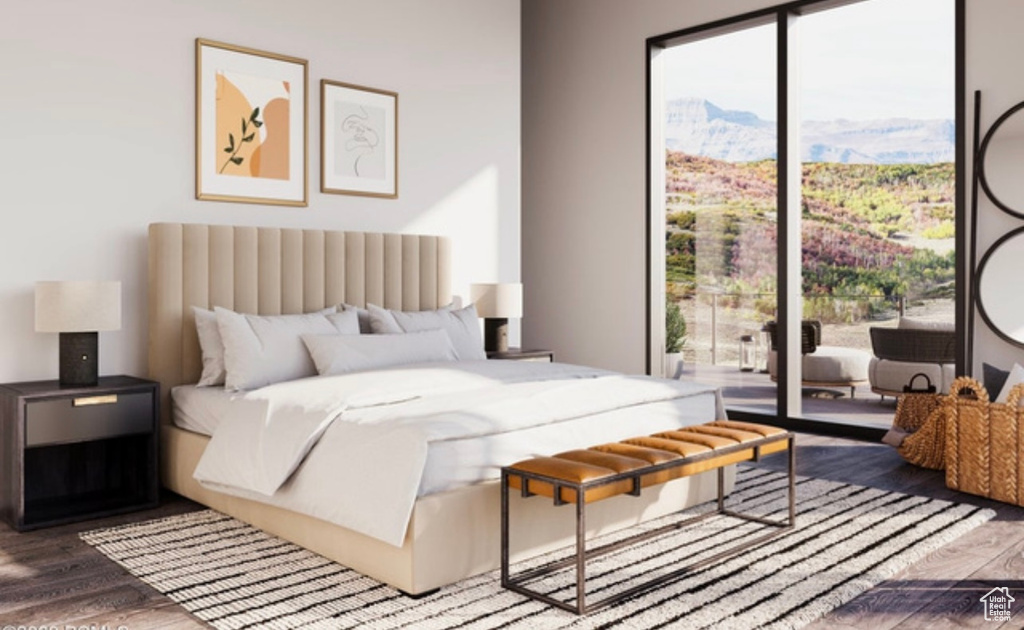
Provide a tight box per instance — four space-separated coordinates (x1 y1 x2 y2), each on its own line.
666 298 687 353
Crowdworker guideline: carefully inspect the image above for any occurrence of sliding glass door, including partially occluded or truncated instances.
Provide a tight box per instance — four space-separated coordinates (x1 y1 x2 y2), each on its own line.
649 0 962 431
796 0 956 427
658 22 778 416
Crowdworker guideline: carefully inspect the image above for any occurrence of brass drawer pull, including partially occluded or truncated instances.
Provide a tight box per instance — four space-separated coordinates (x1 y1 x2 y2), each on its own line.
73 394 118 407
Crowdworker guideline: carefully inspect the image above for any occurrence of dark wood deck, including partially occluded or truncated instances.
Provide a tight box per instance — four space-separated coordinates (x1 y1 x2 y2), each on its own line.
1 433 1021 629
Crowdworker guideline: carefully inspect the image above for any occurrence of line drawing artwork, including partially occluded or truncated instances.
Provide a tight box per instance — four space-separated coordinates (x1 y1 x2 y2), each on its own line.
336 102 386 180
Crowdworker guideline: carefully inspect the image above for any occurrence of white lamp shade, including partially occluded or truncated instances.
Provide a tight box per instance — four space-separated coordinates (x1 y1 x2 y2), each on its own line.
470 282 523 318
35 281 122 332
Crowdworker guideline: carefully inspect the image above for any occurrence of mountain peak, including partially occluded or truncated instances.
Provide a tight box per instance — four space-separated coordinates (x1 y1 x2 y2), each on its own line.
665 98 953 164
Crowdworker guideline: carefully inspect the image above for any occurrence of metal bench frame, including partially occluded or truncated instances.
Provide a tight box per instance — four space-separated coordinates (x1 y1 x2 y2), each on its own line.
500 432 796 615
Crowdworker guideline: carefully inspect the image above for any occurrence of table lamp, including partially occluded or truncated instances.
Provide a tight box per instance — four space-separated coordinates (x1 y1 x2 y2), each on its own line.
470 282 523 353
35 281 121 387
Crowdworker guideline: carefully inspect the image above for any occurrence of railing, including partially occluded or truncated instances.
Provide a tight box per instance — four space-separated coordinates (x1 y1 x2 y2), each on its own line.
675 290 950 366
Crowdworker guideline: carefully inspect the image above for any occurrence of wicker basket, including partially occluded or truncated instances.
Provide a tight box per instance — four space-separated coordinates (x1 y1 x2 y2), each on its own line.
893 373 942 433
892 373 947 469
898 405 948 470
945 376 1024 506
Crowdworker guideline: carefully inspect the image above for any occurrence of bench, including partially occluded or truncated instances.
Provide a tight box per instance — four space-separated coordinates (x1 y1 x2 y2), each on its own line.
500 420 795 615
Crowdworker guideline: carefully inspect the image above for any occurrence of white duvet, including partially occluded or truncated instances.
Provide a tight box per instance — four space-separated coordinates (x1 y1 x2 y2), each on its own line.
193 361 723 546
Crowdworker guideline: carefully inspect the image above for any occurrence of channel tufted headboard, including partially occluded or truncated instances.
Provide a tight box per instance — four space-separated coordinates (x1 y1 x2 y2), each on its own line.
147 223 452 423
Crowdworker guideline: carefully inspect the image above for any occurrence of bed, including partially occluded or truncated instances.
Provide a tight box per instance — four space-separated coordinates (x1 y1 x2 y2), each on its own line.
148 222 729 595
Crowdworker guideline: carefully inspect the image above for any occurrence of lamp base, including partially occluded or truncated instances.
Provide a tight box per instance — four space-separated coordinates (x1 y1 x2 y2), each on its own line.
483 318 509 353
59 332 98 388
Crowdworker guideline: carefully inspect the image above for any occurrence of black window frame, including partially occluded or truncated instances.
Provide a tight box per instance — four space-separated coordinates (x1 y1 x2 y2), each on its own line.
645 0 966 439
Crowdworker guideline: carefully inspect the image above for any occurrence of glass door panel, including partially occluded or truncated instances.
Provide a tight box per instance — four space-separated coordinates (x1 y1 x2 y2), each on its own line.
797 0 956 428
662 22 778 415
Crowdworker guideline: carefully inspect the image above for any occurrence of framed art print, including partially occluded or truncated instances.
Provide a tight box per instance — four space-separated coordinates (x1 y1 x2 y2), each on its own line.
196 39 308 206
321 79 398 198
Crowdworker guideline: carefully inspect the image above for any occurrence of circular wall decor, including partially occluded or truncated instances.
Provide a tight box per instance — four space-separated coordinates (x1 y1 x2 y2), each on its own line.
978 100 1024 219
976 226 1024 348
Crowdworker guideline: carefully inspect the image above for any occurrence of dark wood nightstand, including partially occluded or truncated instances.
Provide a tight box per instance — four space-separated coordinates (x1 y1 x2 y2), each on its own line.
486 348 555 362
0 375 159 531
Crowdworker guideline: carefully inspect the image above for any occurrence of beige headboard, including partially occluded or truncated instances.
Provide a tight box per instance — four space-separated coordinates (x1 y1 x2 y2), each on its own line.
148 222 452 423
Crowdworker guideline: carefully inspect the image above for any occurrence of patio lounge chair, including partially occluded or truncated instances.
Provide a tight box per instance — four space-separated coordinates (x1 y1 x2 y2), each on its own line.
868 319 956 398
766 320 871 398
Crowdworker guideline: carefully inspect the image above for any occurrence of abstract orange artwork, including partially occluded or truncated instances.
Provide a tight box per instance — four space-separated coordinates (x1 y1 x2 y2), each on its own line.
215 71 290 180
196 39 307 206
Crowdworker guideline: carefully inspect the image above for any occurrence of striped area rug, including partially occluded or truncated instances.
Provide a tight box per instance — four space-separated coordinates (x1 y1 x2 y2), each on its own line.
81 468 992 629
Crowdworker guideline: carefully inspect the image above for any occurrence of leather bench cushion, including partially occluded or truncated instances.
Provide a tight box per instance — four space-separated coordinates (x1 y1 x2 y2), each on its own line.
653 430 736 450
507 421 789 504
506 456 634 503
623 436 711 457
590 442 682 465
711 420 787 437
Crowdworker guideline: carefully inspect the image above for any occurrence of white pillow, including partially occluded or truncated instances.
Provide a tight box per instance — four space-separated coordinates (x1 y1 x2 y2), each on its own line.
897 317 955 332
365 302 457 334
216 307 360 390
303 329 458 376
996 363 1024 404
367 305 402 334
340 303 372 334
367 303 486 361
193 306 337 387
193 307 227 387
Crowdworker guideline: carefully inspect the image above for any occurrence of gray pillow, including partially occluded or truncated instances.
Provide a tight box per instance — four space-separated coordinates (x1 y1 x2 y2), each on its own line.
340 303 372 334
302 329 457 376
216 307 359 390
193 305 336 387
367 304 403 334
983 362 1010 399
193 306 227 387
367 303 486 361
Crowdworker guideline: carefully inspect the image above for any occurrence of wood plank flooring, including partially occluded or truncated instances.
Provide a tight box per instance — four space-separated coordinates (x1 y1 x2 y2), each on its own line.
1 433 1021 629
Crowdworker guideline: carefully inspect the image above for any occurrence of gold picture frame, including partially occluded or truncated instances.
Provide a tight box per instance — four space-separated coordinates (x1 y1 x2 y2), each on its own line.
320 79 398 199
195 38 308 206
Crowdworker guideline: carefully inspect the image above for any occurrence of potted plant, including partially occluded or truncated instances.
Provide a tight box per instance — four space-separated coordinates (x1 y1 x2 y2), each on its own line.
665 298 687 379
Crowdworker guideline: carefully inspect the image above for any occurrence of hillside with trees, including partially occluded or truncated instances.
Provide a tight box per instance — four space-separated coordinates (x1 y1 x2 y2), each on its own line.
666 151 955 323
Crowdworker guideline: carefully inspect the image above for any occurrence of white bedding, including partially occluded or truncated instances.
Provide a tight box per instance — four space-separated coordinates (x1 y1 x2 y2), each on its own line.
188 361 723 547
173 384 237 435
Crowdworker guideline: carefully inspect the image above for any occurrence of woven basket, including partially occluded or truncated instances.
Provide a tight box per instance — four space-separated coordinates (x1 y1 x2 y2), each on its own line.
898 405 948 470
945 376 1024 506
893 373 942 433
891 373 947 469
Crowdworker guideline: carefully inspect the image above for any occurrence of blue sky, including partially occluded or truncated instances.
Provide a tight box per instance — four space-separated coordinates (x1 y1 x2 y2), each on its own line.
662 0 955 122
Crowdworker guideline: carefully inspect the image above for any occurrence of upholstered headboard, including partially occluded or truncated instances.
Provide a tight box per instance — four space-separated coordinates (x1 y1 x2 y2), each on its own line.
147 222 452 423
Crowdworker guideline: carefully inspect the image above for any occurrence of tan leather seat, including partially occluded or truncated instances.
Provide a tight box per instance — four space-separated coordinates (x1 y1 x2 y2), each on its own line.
506 420 788 504
710 419 787 437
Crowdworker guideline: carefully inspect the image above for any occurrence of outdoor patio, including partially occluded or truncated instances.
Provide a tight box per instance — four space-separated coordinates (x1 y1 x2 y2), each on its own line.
683 362 898 429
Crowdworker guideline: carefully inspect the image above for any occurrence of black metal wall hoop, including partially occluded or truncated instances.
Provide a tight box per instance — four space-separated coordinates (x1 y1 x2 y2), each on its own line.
977 99 1024 219
974 225 1024 349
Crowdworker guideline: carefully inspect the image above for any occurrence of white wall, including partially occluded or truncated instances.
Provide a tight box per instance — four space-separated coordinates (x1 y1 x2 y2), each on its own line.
521 0 785 374
522 0 1024 375
966 1 1024 374
0 0 520 382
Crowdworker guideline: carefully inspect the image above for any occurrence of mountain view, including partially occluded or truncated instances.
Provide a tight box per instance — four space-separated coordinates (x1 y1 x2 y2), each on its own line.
666 98 955 165
665 99 956 327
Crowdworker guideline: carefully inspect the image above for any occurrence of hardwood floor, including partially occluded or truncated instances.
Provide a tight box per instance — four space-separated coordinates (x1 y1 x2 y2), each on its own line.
1 433 1021 629
759 434 1024 630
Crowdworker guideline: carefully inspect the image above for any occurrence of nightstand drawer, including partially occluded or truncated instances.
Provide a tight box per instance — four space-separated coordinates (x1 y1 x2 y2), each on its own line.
26 392 153 447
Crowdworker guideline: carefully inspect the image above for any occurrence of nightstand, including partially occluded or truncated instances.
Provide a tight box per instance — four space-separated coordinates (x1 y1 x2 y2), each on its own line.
486 348 555 362
0 375 159 531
